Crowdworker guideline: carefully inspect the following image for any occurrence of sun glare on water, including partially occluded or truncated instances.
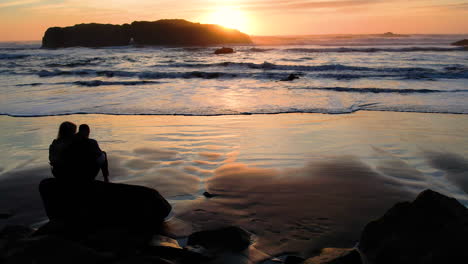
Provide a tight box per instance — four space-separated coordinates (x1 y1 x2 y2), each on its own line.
204 7 250 33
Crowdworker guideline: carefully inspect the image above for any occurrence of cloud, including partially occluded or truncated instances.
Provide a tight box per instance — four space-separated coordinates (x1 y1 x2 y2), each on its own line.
0 0 41 9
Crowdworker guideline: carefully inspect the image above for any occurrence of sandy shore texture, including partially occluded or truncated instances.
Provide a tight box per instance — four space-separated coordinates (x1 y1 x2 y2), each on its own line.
1 111 468 258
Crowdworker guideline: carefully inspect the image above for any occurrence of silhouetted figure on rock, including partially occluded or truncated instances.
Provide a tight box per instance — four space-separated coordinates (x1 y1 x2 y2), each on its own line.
49 121 77 179
41 121 171 241
76 124 110 182
49 122 109 183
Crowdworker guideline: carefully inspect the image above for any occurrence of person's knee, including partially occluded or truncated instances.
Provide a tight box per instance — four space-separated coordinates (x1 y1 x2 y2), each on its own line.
39 178 57 195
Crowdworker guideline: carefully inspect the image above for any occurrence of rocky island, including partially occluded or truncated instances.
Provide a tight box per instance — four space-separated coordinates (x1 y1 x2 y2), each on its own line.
42 19 252 48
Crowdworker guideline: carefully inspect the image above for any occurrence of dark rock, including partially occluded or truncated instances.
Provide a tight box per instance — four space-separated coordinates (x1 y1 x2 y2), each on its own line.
187 226 251 252
0 225 35 260
214 47 234 54
280 73 300 81
0 225 33 241
42 23 131 48
114 255 176 264
132 20 251 46
326 250 361 264
39 178 171 240
451 39 468 46
359 189 468 264
380 32 408 37
202 191 218 198
0 212 12 219
304 248 361 264
5 235 106 264
143 245 207 264
285 255 305 264
43 19 252 48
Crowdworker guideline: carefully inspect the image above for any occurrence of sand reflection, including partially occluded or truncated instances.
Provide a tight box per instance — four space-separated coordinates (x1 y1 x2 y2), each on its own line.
177 156 413 257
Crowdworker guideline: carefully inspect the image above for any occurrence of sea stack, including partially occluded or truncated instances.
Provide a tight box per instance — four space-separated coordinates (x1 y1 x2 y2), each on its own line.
451 39 468 46
42 19 252 48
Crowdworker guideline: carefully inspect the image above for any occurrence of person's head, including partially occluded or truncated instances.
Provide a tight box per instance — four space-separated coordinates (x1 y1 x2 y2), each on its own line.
57 121 77 140
78 124 90 138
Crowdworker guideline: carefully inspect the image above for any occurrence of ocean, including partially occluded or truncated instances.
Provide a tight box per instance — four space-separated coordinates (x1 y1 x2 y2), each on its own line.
1 34 467 116
1 34 468 259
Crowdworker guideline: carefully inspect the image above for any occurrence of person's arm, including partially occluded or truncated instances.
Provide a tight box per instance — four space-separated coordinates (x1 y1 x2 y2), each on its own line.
102 151 110 183
92 139 110 182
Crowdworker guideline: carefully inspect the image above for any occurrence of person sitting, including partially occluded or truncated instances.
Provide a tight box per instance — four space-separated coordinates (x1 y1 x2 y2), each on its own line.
49 121 77 179
49 122 109 183
76 124 110 182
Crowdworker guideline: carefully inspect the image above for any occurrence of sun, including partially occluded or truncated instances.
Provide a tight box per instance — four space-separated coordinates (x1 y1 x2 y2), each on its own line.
204 7 250 33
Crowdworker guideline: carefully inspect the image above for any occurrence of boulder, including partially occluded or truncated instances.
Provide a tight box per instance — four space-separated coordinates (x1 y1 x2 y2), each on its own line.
359 189 468 264
39 178 171 238
451 39 468 46
0 212 12 219
187 226 251 252
284 255 306 264
202 191 218 198
4 235 105 264
0 225 35 261
214 47 234 54
304 248 361 264
280 73 300 81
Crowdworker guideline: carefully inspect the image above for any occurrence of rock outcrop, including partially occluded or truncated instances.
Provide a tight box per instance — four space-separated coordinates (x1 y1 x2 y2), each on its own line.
39 178 171 237
451 39 468 46
131 20 251 46
42 23 131 48
187 226 251 252
42 19 252 48
214 47 234 54
359 189 468 264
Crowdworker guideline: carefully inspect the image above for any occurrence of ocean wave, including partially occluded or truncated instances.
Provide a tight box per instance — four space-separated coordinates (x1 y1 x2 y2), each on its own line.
34 64 468 80
293 87 468 94
246 48 274 52
0 54 30 60
283 47 466 53
37 69 244 79
46 57 105 68
2 106 467 117
156 61 403 72
16 80 161 87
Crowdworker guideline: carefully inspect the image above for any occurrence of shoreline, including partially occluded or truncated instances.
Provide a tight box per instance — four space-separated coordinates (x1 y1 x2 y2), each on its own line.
1 111 468 259
2 109 468 118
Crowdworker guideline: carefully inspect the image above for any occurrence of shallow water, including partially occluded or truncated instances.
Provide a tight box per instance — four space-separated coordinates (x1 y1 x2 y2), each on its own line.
1 112 467 257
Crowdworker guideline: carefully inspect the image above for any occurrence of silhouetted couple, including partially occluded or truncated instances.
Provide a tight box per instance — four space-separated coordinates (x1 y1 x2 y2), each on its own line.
49 121 109 183
41 121 171 235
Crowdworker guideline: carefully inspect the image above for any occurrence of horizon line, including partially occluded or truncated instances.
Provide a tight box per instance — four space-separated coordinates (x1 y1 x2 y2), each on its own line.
2 33 468 43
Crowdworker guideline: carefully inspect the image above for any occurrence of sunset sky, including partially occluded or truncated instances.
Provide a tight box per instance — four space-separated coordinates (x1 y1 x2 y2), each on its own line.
1 0 468 41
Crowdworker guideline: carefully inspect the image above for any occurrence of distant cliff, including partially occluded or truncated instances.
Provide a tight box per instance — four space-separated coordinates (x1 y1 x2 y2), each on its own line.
42 19 252 48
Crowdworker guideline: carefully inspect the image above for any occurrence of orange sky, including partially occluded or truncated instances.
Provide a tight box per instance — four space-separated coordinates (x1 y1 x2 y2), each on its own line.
1 0 468 41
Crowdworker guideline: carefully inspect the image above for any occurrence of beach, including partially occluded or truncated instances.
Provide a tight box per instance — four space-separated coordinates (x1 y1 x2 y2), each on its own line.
1 111 467 258
1 33 468 261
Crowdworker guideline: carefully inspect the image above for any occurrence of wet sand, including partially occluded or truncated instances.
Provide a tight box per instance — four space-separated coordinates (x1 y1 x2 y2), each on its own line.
1 111 467 258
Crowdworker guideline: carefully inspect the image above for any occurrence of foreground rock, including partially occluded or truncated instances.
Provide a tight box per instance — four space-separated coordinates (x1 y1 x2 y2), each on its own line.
214 47 234 54
451 39 468 46
42 19 252 48
187 226 251 252
359 189 468 264
39 178 171 240
303 248 361 264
